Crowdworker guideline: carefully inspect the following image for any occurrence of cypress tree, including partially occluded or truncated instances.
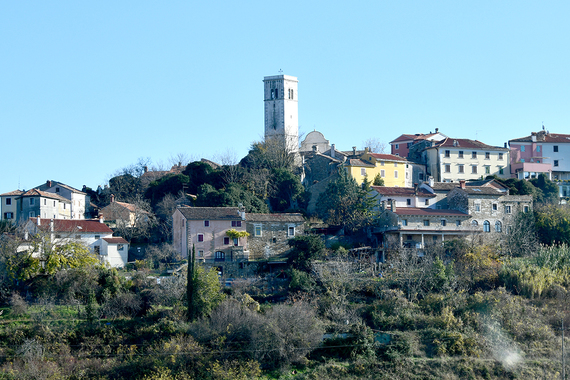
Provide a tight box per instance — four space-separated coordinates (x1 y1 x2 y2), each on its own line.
187 244 197 321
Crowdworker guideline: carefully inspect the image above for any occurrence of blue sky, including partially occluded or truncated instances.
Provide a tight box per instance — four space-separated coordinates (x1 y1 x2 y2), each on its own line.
2 1 569 194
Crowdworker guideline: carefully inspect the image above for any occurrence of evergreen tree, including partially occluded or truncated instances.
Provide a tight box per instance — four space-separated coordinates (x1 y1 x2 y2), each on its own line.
187 244 197 321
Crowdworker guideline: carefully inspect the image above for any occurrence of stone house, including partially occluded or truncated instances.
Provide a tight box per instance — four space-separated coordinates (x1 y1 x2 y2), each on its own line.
1 189 72 222
447 180 533 234
245 213 305 260
23 217 129 267
34 180 91 219
99 194 144 228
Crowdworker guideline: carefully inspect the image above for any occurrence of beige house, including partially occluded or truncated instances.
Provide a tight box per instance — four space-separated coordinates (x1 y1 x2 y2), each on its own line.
99 195 139 228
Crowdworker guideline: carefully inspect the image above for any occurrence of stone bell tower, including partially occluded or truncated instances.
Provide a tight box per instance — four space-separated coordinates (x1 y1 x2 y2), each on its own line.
263 74 299 152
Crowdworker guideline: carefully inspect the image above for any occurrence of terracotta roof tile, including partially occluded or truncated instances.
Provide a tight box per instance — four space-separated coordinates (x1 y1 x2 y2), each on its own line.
432 138 508 151
368 153 408 162
102 237 129 244
177 207 242 220
0 190 24 196
21 189 70 202
31 218 113 233
394 208 470 217
346 159 375 167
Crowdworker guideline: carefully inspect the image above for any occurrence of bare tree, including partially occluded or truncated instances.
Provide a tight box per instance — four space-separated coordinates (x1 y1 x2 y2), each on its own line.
387 245 435 301
111 196 157 244
362 137 388 153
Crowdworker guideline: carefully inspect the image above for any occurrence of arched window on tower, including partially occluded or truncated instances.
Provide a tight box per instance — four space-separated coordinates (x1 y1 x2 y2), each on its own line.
291 89 294 99
483 220 490 232
495 221 502 233
274 89 279 99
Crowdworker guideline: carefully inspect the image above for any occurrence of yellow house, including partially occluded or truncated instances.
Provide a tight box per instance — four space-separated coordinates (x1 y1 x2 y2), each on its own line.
345 151 413 187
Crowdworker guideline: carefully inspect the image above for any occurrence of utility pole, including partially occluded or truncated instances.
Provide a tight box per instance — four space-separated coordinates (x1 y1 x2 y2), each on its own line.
563 319 566 380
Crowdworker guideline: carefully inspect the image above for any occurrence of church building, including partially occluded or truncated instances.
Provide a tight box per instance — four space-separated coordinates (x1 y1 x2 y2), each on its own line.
263 74 299 152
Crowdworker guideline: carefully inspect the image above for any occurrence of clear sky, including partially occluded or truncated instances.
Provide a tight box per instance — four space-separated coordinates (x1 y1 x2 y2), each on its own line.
2 1 569 194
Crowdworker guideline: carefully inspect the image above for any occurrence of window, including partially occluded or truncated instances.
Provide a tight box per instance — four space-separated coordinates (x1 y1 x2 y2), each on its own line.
445 164 451 173
524 205 529 213
495 221 502 233
498 153 504 160
433 236 438 242
456 220 461 226
419 173 424 180
554 145 559 152
499 167 504 175
458 165 464 173
198 234 204 242
521 145 525 152
407 142 412 148
441 219 446 226
492 203 498 211
224 237 230 245
406 199 411 206
472 151 477 159
402 219 408 226
475 203 481 212
117 244 124 251
394 171 398 178
231 220 242 227
445 150 450 158
215 251 225 260
536 146 541 152
204 220 210 227
425 199 429 205
291 89 293 99
407 235 413 240
485 152 490 159
29 211 35 217
458 151 464 158
483 220 490 232
380 170 385 177
554 160 559 167
472 220 478 226
288 226 295 236
485 166 490 174
233 238 239 246
423 220 430 226
5 198 11 205
272 237 277 243
63 204 66 209
395 144 399 150
30 198 35 206
55 187 60 193
505 205 512 214
53 201 56 206
55 234 61 238
254 224 262 237
394 163 398 167
198 250 204 257
44 199 46 205
4 212 13 219
95 235 100 239
94 246 100 254
75 235 81 239
361 168 366 176
380 161 385 166
472 166 478 174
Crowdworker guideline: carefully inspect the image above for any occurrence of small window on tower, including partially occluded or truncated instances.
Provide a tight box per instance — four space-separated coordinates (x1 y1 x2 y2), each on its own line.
291 89 294 99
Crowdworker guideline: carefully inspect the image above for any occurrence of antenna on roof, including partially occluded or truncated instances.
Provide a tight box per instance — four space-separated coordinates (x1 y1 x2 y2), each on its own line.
542 123 545 131
278 69 283 74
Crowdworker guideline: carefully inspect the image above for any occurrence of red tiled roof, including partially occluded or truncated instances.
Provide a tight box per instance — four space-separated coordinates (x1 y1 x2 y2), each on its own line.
510 133 570 144
390 134 418 144
432 138 508 151
31 218 113 233
21 189 70 202
394 208 470 217
177 207 242 220
102 237 128 244
368 153 408 162
346 159 375 167
371 186 436 197
0 190 24 196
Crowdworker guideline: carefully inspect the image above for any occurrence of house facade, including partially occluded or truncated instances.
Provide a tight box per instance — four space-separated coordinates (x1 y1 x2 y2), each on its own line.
370 185 437 210
389 129 447 157
1 189 72 222
509 130 570 181
24 217 129 267
173 207 249 262
424 138 510 182
0 190 23 222
245 213 305 260
346 150 417 187
34 180 91 219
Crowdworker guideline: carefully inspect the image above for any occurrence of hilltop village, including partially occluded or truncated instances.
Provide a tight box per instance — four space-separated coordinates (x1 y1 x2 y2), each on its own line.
1 75 570 379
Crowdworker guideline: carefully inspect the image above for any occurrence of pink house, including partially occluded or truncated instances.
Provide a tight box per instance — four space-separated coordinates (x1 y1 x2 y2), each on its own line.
508 131 553 179
172 206 248 262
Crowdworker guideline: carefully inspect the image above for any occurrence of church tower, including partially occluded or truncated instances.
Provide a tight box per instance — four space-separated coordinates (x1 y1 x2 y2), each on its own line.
263 74 299 152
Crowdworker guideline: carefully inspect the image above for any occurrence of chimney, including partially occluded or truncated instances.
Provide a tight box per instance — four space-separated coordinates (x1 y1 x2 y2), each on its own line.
414 183 419 195
312 144 318 153
428 176 434 187
99 215 105 223
504 142 507 148
364 147 369 154
352 146 357 156
143 166 148 173
459 180 466 189
380 200 386 211
47 180 52 188
435 128 439 133
37 217 41 226
531 134 536 142
50 219 54 232
111 194 115 203
331 144 335 158
391 199 397 213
